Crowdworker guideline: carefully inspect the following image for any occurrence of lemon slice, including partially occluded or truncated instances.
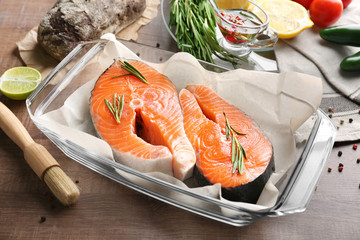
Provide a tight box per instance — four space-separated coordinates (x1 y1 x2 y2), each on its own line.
257 0 314 39
0 67 42 100
216 0 250 9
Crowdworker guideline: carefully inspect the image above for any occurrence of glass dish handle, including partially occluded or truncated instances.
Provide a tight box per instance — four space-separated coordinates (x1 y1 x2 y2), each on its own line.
271 110 336 214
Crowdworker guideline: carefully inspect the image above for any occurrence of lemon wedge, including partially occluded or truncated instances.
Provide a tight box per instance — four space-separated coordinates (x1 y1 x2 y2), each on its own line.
257 0 314 39
0 67 42 100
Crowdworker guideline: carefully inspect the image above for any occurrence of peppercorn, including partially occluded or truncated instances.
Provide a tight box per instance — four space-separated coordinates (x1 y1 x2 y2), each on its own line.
328 107 334 112
338 151 342 157
328 167 332 172
340 119 344 124
338 163 344 172
39 216 46 223
357 158 360 163
353 144 358 150
328 113 333 118
349 118 353 123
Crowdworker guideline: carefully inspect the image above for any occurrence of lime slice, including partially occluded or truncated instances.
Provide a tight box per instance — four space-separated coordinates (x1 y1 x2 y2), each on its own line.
257 0 314 39
0 67 42 100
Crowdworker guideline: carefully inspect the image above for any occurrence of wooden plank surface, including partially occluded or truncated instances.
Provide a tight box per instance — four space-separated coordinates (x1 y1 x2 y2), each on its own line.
0 0 360 239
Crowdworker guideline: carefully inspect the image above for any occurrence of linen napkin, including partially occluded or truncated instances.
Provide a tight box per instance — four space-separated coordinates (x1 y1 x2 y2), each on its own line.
274 1 360 142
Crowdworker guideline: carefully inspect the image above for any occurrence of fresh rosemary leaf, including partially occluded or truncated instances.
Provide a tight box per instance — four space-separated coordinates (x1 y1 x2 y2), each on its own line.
113 60 149 84
111 73 132 78
223 112 247 174
104 94 124 124
169 0 248 67
230 125 246 136
231 134 236 163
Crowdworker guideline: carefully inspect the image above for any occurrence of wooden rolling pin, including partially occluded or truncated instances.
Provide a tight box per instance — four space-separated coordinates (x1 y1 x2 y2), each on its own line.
0 101 80 206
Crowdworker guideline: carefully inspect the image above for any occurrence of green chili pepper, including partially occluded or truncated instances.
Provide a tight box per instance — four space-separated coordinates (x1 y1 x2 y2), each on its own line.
340 51 360 72
319 24 360 47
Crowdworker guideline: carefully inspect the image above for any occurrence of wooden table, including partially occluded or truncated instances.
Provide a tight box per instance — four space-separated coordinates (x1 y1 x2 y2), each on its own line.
1 0 359 239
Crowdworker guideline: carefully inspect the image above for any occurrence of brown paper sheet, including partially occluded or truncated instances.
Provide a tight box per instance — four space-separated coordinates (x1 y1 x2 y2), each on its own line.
16 0 160 79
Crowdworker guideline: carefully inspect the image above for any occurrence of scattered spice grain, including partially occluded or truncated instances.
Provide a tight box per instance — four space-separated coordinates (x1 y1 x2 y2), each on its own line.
328 107 334 112
156 43 160 48
338 163 344 172
328 167 332 172
353 144 358 150
349 118 353 123
328 113 333 118
39 216 46 223
357 158 360 164
340 119 344 124
338 151 342 157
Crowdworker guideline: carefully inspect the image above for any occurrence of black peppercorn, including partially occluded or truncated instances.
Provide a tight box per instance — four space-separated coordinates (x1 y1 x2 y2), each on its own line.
39 216 46 223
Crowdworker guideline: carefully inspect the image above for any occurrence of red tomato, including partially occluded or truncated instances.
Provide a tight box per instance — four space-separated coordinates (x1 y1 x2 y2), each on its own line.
341 0 352 8
309 0 343 27
292 0 314 9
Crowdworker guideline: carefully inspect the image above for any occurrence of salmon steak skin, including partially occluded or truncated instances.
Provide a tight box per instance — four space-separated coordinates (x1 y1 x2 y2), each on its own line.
179 85 274 203
90 60 196 181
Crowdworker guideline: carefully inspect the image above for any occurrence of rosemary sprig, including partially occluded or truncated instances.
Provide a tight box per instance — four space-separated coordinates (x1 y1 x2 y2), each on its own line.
169 0 248 67
104 94 124 124
111 60 148 84
223 112 247 174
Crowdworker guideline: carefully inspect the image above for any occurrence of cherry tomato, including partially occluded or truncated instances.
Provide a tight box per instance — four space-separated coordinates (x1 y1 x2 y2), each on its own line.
341 0 352 8
309 0 343 27
292 0 314 9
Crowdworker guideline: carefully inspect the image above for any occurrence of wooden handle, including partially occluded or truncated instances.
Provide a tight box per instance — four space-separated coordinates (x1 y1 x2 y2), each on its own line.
0 102 34 150
0 102 59 179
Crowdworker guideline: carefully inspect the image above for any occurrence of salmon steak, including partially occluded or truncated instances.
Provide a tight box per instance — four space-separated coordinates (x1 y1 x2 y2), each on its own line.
90 59 196 181
179 85 274 203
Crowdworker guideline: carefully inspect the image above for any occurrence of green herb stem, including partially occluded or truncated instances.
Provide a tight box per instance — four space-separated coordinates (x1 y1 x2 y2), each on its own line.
223 112 247 174
112 60 148 84
105 94 124 124
169 0 248 67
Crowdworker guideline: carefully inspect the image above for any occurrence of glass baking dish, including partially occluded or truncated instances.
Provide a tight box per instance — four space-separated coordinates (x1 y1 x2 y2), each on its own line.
26 39 336 226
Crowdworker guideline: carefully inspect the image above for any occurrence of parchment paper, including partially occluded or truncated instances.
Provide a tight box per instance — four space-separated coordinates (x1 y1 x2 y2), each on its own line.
34 34 323 211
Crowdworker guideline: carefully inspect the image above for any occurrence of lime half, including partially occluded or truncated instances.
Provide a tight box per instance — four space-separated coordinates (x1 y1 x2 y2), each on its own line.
0 67 42 100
